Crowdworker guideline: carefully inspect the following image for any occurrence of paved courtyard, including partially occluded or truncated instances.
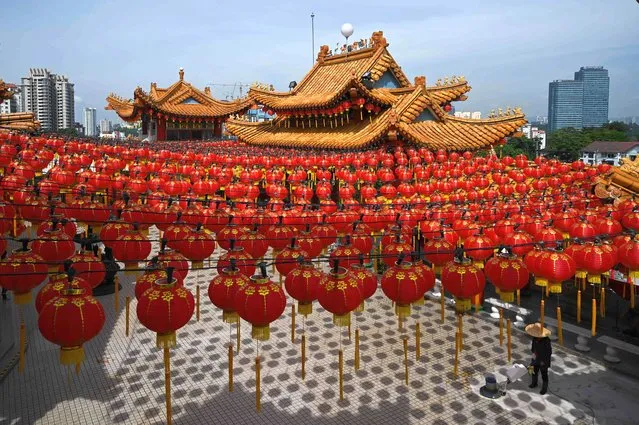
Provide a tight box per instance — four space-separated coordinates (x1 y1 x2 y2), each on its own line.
1 231 638 425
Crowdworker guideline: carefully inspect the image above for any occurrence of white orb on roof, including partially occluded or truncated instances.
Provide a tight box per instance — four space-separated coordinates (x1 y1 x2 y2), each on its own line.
341 23 354 39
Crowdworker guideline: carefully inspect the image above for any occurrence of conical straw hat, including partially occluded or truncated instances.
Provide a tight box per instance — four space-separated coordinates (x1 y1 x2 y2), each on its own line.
525 322 551 338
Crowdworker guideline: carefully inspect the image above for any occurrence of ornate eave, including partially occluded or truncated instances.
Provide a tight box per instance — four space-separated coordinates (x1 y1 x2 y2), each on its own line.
105 69 254 121
0 112 40 132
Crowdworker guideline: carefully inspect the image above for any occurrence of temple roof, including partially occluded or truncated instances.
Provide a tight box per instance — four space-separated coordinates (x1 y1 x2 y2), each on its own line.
106 69 254 121
0 112 40 132
227 83 526 150
228 29 525 151
0 80 16 102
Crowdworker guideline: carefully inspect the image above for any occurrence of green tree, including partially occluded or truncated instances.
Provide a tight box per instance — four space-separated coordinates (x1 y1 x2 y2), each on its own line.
605 121 629 133
545 127 628 161
501 136 540 159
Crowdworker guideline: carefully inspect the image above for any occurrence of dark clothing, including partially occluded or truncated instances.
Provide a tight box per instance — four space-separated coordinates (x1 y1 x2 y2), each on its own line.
530 337 552 393
531 337 552 368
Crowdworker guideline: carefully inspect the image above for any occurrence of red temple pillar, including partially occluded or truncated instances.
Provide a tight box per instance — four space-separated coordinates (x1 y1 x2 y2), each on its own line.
156 117 167 141
214 119 222 137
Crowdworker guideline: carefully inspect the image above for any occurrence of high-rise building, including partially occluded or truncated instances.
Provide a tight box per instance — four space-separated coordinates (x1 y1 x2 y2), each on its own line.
547 66 609 133
548 80 583 133
19 68 75 131
99 119 112 134
84 107 97 136
55 75 74 130
0 94 18 114
574 66 609 128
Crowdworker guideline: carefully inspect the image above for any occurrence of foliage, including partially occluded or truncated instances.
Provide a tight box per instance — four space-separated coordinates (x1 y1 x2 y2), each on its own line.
500 136 539 159
545 127 628 161
40 128 79 137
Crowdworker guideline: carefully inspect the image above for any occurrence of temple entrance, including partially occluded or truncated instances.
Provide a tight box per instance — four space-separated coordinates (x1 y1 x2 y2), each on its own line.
166 128 214 141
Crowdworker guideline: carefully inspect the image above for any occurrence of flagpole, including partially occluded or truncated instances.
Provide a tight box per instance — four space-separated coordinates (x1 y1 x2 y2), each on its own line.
311 12 315 65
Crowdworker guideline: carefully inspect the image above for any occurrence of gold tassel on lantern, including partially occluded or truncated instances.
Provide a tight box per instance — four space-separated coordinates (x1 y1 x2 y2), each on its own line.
252 325 270 341
454 298 471 313
157 332 177 349
333 313 351 327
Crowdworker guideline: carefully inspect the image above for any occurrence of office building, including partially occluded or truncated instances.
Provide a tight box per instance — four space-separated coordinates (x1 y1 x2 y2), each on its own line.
84 107 97 136
548 66 609 133
548 80 583 132
575 66 609 128
521 123 547 150
18 68 75 131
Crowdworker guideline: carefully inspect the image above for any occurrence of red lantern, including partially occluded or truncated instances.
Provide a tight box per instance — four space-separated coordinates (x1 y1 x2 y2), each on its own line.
208 263 250 322
441 256 486 313
381 257 424 319
38 285 105 369
382 233 413 268
317 265 362 326
285 260 322 315
276 238 309 278
503 231 534 257
464 231 494 267
153 245 190 282
578 242 617 284
69 249 106 289
424 238 454 275
100 221 133 250
177 225 216 268
35 272 92 313
330 236 362 269
137 269 194 347
234 270 286 340
112 226 152 271
535 249 576 294
485 251 529 303
31 224 76 273
349 259 378 310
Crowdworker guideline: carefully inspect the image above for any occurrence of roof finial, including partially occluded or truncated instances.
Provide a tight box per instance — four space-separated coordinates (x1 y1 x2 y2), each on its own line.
179 67 184 81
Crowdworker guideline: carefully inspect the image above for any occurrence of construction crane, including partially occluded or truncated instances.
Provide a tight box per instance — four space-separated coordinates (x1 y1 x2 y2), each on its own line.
207 83 251 100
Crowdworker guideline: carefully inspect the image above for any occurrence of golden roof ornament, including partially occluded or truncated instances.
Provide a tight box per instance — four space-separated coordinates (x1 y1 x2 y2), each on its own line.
490 109 496 118
443 77 449 85
179 67 184 81
498 108 503 117
506 107 512 115
436 78 442 86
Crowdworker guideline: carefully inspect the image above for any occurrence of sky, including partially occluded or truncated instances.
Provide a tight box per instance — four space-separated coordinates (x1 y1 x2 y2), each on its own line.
2 0 639 124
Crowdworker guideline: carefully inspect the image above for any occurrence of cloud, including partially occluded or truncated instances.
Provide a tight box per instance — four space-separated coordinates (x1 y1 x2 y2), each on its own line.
74 95 83 103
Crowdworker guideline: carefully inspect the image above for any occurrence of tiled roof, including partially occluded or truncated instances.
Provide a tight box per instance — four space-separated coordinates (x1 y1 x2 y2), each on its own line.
581 141 639 154
106 71 254 120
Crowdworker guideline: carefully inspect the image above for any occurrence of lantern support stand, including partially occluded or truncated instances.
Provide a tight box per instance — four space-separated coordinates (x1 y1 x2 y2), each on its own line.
415 322 421 360
228 343 234 392
125 296 130 337
291 304 296 343
164 346 172 425
600 287 606 318
196 285 200 322
402 334 409 385
577 289 582 324
302 317 306 381
499 308 504 346
457 314 463 352
453 330 460 378
591 298 597 337
557 306 563 346
540 299 545 329
256 340 261 412
516 289 521 306
506 318 512 362
440 283 446 324
114 275 120 312
354 309 360 370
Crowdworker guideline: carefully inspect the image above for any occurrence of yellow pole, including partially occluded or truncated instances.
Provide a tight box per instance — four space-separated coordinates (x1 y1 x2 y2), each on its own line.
19 321 25 373
440 285 446 324
474 293 481 312
577 290 582 324
164 346 172 425
540 299 545 329
228 344 234 392
499 308 504 346
457 314 463 352
338 349 344 400
557 306 563 346
516 289 521 306
453 331 459 378
236 319 241 354
507 319 512 362
403 336 409 385
600 287 605 318
256 356 261 412
415 322 421 359
114 277 120 312
398 316 403 330
591 298 597 337
291 304 296 343
301 334 306 380
355 329 360 370
196 285 200 322
125 296 130 337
